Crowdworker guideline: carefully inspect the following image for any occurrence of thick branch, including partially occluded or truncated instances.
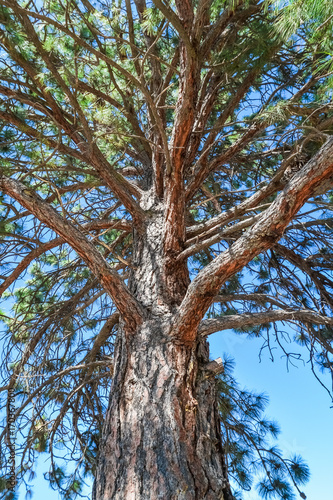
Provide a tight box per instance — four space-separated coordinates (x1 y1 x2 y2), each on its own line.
0 175 143 329
0 218 130 297
198 309 333 336
174 136 333 341
199 309 333 356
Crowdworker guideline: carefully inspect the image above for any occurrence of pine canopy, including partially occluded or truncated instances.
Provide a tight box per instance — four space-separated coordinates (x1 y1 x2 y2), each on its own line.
0 1 333 499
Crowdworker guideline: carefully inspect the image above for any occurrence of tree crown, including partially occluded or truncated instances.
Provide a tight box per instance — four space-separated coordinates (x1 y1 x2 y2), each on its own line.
1 0 333 498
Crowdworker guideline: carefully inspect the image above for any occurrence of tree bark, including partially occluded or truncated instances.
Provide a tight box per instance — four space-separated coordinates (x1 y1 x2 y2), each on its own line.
92 320 232 500
92 206 233 499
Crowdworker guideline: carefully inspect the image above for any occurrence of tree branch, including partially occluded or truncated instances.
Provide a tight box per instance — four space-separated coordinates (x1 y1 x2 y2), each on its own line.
0 218 130 297
185 159 294 240
0 21 146 220
275 243 333 309
198 309 333 336
0 237 62 297
2 0 172 176
174 136 333 342
212 293 288 309
151 0 195 57
199 309 333 356
179 215 260 260
186 121 263 201
86 313 120 364
0 175 143 329
200 0 259 57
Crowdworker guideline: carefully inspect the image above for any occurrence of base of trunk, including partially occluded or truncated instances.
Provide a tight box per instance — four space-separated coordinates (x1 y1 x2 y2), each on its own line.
93 318 233 500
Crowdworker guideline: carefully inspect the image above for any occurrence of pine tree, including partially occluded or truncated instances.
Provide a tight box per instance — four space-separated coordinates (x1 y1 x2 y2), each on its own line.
0 0 333 499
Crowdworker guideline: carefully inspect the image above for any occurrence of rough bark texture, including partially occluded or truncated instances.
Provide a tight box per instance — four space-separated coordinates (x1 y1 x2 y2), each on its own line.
92 206 233 500
92 321 231 500
3 4 333 498
91 134 333 497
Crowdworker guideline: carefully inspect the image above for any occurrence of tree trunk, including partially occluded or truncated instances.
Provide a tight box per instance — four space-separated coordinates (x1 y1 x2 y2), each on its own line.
92 320 232 500
92 204 233 499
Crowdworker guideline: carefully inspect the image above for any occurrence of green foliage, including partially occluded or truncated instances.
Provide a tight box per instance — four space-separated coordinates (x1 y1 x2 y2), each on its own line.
267 0 333 96
0 0 332 498
219 357 310 499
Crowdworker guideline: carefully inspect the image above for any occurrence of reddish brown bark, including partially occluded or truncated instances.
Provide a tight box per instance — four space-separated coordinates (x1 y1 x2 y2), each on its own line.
0 175 143 330
92 321 233 500
173 136 333 341
3 136 333 498
91 206 233 499
2 5 333 498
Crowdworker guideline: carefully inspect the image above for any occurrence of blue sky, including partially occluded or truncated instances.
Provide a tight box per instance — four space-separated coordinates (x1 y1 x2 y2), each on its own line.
16 327 333 500
209 330 333 500
3 2 332 499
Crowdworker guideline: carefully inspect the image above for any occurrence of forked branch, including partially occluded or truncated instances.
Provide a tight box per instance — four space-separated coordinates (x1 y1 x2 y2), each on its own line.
174 136 333 341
